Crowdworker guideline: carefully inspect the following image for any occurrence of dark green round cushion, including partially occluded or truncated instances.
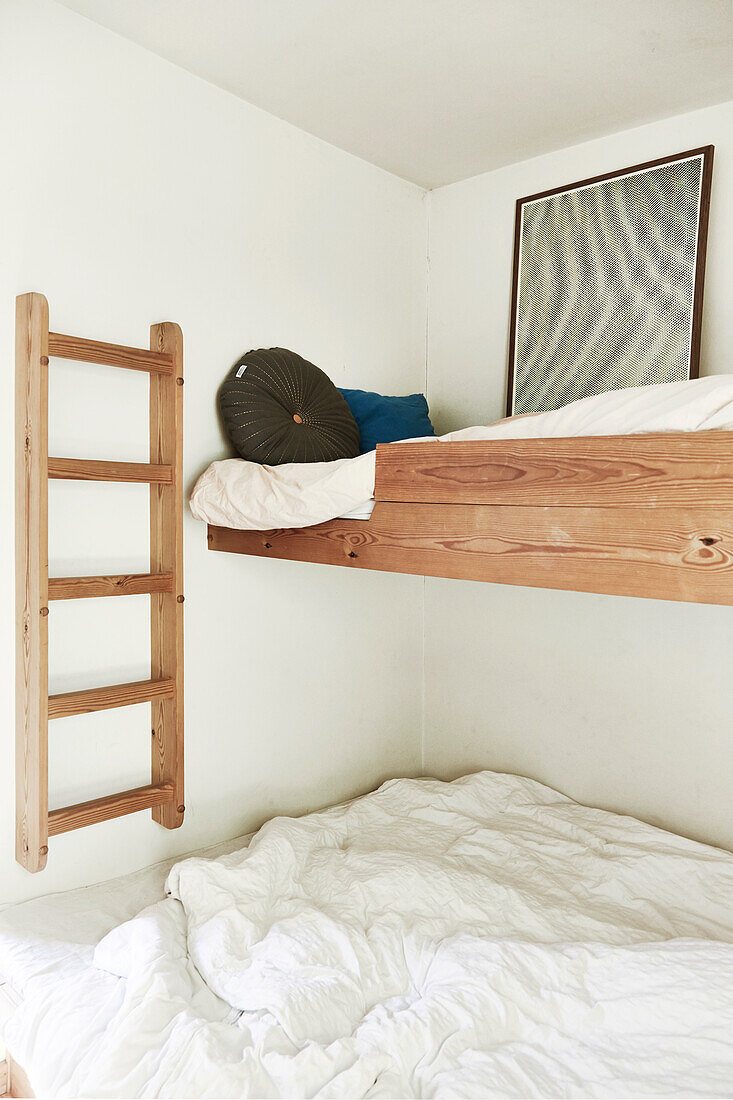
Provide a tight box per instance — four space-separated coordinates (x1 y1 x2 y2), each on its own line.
218 348 361 465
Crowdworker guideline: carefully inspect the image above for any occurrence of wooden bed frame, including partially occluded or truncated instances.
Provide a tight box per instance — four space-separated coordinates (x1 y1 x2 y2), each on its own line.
15 293 185 873
0 1056 34 1099
208 432 733 605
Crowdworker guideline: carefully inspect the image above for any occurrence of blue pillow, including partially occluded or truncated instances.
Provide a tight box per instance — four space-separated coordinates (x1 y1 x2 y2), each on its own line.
338 389 436 454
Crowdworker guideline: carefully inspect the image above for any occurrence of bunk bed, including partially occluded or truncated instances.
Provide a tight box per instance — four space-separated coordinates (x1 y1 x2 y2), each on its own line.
9 296 733 1099
206 429 733 606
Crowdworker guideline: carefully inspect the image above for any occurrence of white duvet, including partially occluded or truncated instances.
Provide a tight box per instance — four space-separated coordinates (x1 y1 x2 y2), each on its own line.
7 771 733 1098
190 376 733 531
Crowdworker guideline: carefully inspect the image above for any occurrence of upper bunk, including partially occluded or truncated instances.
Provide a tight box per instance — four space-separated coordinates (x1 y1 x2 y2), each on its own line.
206 428 733 606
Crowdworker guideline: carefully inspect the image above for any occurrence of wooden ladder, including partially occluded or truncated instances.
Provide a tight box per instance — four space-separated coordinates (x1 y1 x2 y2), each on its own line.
15 293 184 873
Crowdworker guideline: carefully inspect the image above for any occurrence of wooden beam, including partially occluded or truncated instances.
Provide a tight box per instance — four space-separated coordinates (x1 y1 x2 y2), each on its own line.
374 432 733 507
48 782 175 836
48 572 174 600
48 678 174 720
149 321 185 830
8 1056 35 1099
48 457 173 483
208 501 733 605
15 293 49 874
48 332 173 374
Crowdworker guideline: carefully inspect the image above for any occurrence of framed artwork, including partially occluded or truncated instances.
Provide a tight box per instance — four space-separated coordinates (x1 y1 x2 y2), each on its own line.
506 145 714 416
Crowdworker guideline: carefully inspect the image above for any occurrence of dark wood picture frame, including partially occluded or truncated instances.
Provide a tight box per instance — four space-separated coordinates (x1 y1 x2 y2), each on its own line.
506 145 714 417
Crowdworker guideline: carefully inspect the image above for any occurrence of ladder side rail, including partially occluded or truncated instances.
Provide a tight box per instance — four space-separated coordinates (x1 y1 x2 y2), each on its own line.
15 293 50 873
149 323 185 828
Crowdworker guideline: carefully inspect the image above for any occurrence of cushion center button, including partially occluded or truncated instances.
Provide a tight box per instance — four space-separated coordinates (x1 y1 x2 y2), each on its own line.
292 413 303 424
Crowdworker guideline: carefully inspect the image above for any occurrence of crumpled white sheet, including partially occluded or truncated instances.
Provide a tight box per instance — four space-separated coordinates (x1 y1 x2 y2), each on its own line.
190 375 733 530
7 770 733 1098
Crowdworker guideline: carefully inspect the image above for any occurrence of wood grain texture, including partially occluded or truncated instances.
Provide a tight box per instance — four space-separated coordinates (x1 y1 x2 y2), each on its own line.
8 1057 34 1100
149 322 185 829
48 782 175 836
48 572 174 600
48 678 175 720
374 433 733 507
208 500 733 605
48 331 173 374
15 293 49 873
48 457 172 483
16 295 186 869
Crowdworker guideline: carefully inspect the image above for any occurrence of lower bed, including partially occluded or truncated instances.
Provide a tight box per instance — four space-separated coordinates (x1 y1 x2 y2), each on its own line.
3 771 733 1098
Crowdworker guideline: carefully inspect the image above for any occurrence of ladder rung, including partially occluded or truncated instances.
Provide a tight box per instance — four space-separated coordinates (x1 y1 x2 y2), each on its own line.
49 332 174 375
48 572 175 600
48 458 173 483
49 678 175 720
48 782 175 836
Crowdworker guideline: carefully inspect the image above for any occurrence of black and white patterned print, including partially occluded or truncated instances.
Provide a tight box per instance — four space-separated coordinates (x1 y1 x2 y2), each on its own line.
512 155 704 415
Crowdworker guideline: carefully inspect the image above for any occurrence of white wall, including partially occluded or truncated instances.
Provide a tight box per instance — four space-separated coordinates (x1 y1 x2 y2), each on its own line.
0 0 428 904
425 101 733 850
3 1 731 910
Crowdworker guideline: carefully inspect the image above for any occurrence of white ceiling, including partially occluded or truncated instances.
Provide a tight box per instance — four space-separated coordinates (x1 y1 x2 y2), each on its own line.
57 0 733 189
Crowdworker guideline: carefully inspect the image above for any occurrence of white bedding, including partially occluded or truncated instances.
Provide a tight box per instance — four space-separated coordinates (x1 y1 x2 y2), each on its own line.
190 376 733 531
0 833 251 1003
5 770 733 1098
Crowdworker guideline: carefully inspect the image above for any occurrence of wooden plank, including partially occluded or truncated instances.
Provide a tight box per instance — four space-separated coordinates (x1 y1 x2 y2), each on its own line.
48 332 173 374
48 678 175 720
8 1058 34 1100
15 293 49 874
48 572 174 600
48 782 175 836
374 432 733 507
208 501 733 605
48 457 172 483
149 322 185 829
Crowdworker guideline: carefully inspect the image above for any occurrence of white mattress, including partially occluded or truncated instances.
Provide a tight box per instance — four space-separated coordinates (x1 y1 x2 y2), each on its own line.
190 376 733 532
4 770 733 1098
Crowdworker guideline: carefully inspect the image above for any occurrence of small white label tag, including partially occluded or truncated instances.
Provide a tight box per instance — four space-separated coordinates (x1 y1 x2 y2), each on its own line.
236 364 247 378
